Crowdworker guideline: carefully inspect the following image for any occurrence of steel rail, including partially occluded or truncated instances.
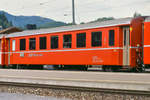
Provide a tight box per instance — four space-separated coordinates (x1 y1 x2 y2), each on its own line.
0 81 149 96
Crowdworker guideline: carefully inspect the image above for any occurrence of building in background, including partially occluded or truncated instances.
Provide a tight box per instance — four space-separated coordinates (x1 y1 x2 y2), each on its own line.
26 24 37 30
0 27 22 34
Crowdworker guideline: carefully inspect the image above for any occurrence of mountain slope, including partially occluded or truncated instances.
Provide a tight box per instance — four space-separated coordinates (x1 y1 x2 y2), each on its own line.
0 11 66 29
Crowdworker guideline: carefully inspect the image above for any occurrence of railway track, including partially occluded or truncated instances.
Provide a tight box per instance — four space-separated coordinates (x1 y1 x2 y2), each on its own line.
0 81 150 96
0 69 149 99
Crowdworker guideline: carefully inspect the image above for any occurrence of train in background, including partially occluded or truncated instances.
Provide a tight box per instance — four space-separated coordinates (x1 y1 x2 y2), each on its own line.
0 16 150 72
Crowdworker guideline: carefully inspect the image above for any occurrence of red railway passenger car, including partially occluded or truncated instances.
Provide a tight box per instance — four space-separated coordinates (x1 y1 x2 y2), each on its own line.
144 17 150 65
0 16 150 72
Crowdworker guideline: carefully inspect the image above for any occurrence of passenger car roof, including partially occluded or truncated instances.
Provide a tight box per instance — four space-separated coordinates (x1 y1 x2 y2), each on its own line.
7 17 132 38
145 16 150 22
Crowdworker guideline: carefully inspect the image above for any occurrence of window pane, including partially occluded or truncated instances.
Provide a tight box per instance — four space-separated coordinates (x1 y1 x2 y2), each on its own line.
20 39 26 50
109 30 115 46
29 38 36 50
124 30 126 46
12 40 15 51
63 34 72 48
0 40 2 51
77 33 86 48
92 31 102 47
39 37 47 49
51 36 58 49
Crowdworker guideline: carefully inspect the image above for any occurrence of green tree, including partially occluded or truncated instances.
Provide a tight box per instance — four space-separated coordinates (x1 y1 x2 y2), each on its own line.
0 13 13 29
80 22 85 24
133 12 141 17
90 17 115 23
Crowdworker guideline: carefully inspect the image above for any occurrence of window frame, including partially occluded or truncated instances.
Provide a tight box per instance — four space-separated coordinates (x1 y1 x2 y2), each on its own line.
20 39 26 51
39 36 47 50
63 34 72 48
76 33 86 48
109 30 115 46
12 40 16 51
29 38 36 50
51 35 59 49
124 29 126 46
0 40 1 51
91 31 102 47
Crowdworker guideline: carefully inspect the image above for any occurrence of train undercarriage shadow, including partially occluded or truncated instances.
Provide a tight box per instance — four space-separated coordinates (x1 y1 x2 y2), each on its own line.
0 64 150 73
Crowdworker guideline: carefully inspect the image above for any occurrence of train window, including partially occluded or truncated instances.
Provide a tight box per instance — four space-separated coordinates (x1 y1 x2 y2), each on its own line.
109 30 115 46
51 36 58 49
0 40 1 51
12 40 16 51
92 31 102 47
20 39 26 50
77 33 86 48
63 34 72 48
29 38 36 50
124 30 126 46
39 37 47 49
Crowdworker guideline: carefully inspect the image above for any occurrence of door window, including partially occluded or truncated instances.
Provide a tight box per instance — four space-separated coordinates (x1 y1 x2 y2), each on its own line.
12 40 16 51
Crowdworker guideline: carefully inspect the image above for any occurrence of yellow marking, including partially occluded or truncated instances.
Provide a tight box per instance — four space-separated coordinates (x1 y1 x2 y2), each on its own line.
130 27 133 32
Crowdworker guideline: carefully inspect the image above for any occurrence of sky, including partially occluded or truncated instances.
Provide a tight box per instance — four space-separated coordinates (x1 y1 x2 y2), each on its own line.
0 0 149 23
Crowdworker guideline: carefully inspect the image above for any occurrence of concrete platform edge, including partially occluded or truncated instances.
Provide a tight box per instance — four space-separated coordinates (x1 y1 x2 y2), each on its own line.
0 77 149 92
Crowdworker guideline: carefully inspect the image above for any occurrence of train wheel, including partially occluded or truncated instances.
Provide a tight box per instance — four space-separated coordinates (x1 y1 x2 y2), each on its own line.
53 65 63 70
102 66 120 72
131 67 145 73
111 67 119 72
102 66 113 72
102 66 107 72
81 66 88 71
137 67 145 72
74 65 88 71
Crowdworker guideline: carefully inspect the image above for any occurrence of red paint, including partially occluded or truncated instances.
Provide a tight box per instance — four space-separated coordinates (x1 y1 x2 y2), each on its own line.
130 17 144 67
8 27 124 66
144 21 150 64
0 17 149 70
